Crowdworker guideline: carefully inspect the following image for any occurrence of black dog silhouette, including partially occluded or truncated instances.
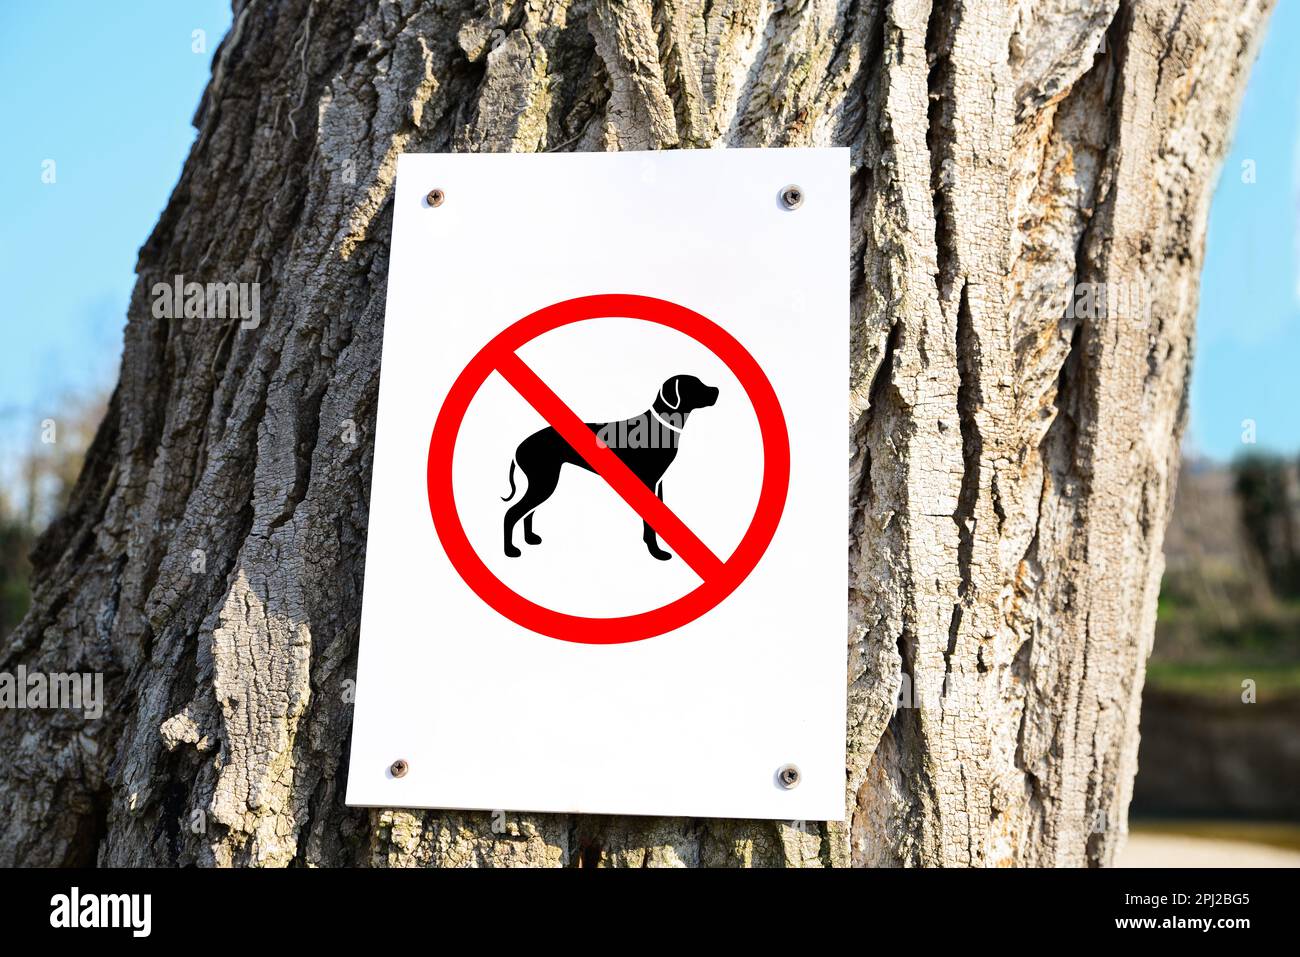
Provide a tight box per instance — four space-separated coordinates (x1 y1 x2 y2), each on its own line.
502 374 719 560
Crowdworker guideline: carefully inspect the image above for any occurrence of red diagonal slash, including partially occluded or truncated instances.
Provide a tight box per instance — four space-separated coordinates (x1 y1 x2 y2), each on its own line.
494 351 727 582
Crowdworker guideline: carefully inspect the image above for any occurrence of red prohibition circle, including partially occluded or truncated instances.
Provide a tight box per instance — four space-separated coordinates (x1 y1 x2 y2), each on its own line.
426 294 790 644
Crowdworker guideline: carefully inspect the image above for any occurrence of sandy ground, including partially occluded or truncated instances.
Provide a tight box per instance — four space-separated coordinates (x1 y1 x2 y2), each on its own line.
1119 833 1300 867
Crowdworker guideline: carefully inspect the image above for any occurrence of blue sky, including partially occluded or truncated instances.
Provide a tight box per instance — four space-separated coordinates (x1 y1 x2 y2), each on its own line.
0 2 1296 466
0 1 232 466
1188 0 1300 460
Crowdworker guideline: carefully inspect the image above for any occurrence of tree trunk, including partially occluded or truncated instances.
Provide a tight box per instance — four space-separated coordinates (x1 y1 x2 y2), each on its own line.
0 0 1272 867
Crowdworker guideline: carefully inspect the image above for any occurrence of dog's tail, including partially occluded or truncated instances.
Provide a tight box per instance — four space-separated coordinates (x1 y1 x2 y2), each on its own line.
501 459 518 502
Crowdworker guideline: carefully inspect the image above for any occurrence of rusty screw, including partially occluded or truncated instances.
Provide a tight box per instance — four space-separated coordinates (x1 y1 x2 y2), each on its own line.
426 188 445 207
780 185 803 210
390 759 409 778
777 764 801 789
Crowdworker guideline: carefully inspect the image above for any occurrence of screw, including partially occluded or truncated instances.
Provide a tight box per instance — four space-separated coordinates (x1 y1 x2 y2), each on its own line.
777 764 801 789
426 188 445 207
780 185 803 210
390 759 409 778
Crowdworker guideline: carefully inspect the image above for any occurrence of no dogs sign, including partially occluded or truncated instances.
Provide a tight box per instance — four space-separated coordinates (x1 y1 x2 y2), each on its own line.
429 293 791 645
348 150 848 821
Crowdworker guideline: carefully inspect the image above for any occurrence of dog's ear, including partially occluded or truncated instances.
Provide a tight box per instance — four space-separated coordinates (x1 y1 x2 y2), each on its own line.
659 376 681 410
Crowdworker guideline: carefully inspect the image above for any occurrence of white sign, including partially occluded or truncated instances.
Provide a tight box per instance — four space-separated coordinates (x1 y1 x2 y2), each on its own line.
347 149 848 821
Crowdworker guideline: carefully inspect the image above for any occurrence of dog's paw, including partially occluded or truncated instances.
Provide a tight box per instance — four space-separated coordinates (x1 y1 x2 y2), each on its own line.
648 548 672 561
524 531 542 545
504 545 522 558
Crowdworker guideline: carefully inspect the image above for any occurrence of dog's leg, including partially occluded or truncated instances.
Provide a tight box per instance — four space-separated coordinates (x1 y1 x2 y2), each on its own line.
523 511 542 545
504 466 559 557
503 513 522 558
642 480 672 561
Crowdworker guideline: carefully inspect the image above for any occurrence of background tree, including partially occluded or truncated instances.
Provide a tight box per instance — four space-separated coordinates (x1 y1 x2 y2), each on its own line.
0 393 107 640
1234 454 1300 597
0 0 1274 866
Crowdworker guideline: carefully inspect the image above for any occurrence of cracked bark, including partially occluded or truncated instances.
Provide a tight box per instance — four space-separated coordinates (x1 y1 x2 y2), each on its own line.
0 0 1272 867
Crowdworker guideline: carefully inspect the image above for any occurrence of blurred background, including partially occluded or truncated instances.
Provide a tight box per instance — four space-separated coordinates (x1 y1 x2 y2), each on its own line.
0 3 1296 865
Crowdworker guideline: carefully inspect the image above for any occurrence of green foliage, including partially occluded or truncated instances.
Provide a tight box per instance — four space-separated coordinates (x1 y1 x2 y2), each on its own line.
1151 453 1300 699
1145 660 1300 701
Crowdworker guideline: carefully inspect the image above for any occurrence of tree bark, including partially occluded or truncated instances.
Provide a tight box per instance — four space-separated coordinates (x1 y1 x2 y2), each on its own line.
0 0 1273 867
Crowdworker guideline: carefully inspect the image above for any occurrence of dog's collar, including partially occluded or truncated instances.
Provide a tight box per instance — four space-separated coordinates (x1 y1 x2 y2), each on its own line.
650 409 683 433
